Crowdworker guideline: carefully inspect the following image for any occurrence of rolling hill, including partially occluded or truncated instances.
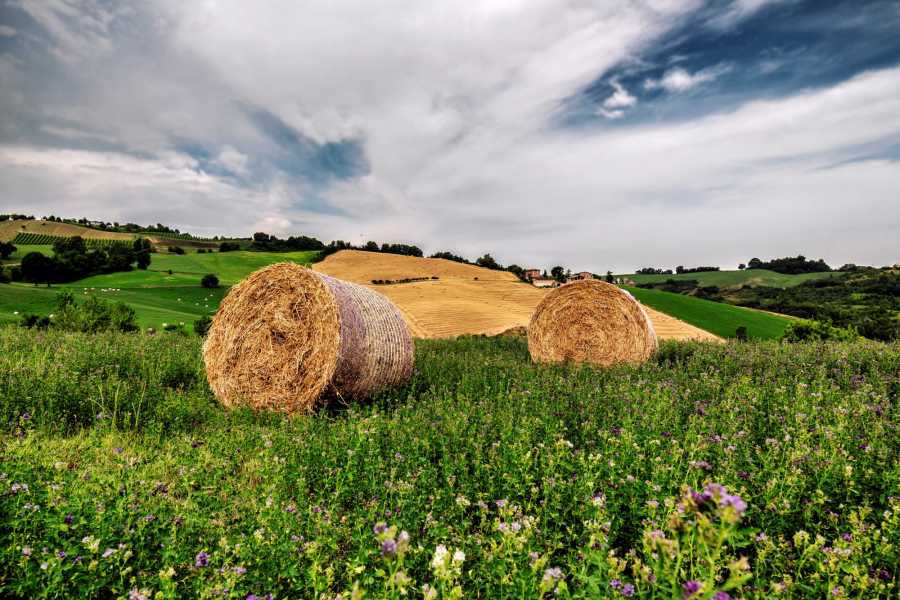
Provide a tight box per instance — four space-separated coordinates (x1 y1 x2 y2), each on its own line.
624 286 792 340
0 250 318 328
314 250 721 341
0 219 220 250
620 269 836 288
1 247 794 340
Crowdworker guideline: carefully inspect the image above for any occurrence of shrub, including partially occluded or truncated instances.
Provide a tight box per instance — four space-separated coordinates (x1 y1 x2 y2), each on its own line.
52 292 139 333
781 319 858 342
201 273 219 288
168 246 185 255
194 315 212 337
735 325 748 341
20 313 51 329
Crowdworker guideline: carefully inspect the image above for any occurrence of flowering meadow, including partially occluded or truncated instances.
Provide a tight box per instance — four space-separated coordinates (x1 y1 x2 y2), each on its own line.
0 327 897 598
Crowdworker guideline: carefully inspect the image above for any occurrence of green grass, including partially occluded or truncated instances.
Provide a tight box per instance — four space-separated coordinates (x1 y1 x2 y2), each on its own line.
0 250 319 328
1 329 897 598
620 269 836 288
624 286 792 340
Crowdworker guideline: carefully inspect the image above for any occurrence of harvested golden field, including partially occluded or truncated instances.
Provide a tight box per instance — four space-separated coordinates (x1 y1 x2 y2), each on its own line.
314 250 719 341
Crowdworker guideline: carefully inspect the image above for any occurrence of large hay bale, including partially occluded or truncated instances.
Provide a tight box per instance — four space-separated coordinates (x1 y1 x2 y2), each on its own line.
528 280 657 367
203 263 414 414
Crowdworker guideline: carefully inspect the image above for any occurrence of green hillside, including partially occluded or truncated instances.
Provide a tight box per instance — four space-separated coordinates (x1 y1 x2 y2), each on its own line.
1 245 53 265
0 250 318 328
620 269 836 288
624 286 792 340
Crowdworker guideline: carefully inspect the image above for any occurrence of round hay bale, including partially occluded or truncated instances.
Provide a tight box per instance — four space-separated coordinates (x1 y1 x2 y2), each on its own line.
528 280 657 367
203 262 414 414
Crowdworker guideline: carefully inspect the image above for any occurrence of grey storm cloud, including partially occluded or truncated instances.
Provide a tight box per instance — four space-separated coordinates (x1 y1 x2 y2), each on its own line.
1 0 898 272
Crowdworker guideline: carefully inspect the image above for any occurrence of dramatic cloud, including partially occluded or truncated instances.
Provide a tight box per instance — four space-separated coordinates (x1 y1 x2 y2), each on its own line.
598 82 638 119
1 0 898 272
707 0 789 29
644 64 730 92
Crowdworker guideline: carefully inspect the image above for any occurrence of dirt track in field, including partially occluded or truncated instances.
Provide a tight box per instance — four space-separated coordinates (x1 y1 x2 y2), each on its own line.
314 250 720 341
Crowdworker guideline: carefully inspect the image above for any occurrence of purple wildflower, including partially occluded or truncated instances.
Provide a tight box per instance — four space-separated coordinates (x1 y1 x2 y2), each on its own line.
373 522 388 535
721 492 747 514
690 489 712 507
195 551 209 567
56 551 66 559
113 447 123 454
841 533 852 542
713 593 730 600
64 514 74 525
621 584 635 597
381 539 397 557
496 499 507 508
682 580 701 598
544 567 563 581
610 579 622 590
246 596 258 600
234 566 247 575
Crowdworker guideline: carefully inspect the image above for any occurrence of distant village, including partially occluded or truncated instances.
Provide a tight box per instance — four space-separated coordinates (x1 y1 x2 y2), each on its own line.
522 268 634 288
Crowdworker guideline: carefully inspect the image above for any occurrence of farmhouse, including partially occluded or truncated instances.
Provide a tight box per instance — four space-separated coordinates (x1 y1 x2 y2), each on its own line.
523 268 542 280
569 271 594 281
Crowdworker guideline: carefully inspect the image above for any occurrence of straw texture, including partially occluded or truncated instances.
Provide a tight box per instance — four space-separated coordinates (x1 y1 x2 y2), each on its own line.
203 263 413 414
528 280 657 367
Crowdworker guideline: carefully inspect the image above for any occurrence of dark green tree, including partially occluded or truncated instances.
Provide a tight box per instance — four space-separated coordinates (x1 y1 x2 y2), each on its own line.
133 238 152 270
0 241 15 259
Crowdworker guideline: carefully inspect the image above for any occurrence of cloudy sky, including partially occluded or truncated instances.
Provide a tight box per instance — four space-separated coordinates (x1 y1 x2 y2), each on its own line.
1 0 898 272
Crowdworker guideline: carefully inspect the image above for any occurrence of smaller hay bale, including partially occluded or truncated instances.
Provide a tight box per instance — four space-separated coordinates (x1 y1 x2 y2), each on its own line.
528 280 657 367
203 263 414 414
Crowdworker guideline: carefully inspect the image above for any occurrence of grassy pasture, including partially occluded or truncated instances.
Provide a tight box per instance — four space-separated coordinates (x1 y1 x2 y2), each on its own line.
0 329 897 598
0 250 319 328
1 245 54 266
625 286 792 340
621 269 836 288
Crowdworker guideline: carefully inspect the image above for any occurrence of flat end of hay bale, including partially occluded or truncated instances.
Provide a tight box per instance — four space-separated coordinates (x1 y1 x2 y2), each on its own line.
203 262 342 414
527 279 657 367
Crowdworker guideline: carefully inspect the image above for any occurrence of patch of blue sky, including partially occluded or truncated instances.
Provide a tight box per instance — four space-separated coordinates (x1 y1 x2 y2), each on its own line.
557 0 900 128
